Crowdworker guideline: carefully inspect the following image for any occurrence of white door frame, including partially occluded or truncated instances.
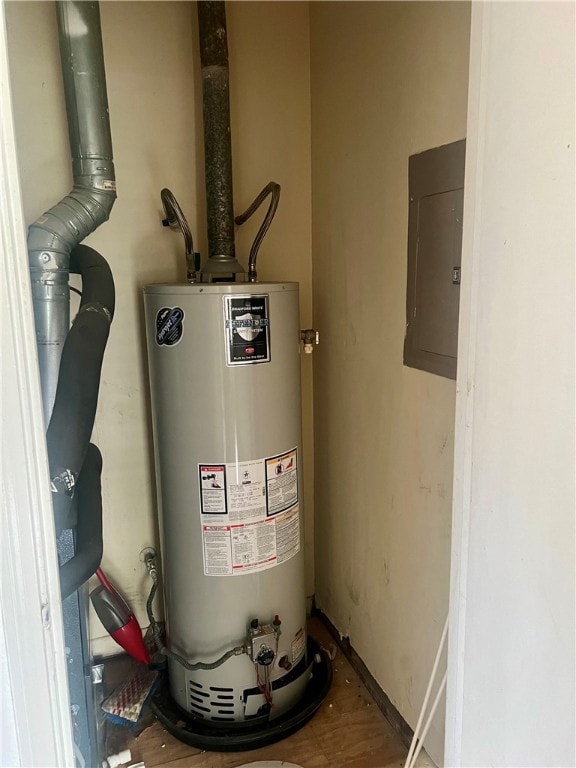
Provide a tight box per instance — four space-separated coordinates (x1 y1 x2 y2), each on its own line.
445 1 576 765
0 1 74 765
443 2 486 763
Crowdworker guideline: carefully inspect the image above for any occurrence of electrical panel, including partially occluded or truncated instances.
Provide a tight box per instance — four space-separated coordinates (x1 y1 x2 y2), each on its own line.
404 139 466 379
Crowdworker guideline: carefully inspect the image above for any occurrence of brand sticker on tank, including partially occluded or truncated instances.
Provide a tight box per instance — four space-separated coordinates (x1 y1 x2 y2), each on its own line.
223 295 270 365
155 306 184 347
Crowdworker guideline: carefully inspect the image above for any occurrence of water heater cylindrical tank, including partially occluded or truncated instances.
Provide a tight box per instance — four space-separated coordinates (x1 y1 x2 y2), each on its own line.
144 283 308 724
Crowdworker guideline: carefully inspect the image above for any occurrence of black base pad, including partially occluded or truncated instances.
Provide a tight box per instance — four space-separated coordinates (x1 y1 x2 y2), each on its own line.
150 636 332 752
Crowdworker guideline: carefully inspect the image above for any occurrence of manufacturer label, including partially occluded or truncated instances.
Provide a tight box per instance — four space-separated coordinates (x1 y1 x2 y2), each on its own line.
155 306 184 346
199 449 300 576
224 295 270 365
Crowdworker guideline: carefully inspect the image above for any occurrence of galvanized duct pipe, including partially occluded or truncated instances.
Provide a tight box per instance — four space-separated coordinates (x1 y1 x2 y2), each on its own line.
27 1 115 598
28 0 116 421
197 1 244 281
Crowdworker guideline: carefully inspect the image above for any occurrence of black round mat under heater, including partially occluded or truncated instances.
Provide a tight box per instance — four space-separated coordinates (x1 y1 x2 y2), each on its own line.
150 637 332 752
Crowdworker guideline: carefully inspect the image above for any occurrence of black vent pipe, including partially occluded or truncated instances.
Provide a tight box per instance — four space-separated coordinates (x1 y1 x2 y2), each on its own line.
197 1 244 281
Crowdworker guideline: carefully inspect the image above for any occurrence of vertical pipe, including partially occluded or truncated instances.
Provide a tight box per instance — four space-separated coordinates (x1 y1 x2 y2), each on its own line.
197 1 235 263
26 6 116 763
30 277 70 424
28 0 116 421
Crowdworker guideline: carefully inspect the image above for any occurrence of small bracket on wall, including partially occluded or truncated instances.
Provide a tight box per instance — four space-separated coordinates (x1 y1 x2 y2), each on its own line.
139 546 156 563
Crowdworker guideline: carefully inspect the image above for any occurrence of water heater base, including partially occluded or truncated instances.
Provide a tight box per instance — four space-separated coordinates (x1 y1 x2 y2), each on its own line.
150 637 332 752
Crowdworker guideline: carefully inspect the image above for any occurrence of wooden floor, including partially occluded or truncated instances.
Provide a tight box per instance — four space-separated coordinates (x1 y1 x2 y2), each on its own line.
103 618 432 768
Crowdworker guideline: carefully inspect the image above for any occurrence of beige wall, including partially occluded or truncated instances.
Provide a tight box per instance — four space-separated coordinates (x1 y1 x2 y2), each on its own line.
6 1 313 656
310 3 470 762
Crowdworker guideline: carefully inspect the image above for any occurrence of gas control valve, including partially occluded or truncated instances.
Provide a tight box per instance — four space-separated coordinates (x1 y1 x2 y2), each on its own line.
248 616 281 666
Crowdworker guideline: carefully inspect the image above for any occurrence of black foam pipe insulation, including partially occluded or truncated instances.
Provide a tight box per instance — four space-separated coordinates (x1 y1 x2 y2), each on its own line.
59 443 104 600
47 244 114 548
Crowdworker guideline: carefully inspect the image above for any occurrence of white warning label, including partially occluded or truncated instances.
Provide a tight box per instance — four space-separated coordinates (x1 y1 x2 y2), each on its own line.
231 519 276 573
227 459 266 521
199 450 300 576
266 449 298 515
199 465 227 515
276 506 300 563
202 525 232 575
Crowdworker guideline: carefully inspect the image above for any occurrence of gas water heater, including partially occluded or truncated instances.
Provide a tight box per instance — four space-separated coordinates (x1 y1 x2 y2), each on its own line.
144 283 328 744
141 3 329 748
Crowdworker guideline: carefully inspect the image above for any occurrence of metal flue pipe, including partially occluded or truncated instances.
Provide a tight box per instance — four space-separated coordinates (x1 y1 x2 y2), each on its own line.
28 0 116 421
197 1 244 281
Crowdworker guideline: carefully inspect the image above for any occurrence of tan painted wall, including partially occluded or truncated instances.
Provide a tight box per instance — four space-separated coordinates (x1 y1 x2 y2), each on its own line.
6 1 312 656
310 3 470 762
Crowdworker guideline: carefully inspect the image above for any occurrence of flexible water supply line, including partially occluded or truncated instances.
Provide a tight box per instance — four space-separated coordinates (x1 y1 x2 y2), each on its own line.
161 189 194 255
235 182 281 282
144 554 246 670
160 188 198 283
